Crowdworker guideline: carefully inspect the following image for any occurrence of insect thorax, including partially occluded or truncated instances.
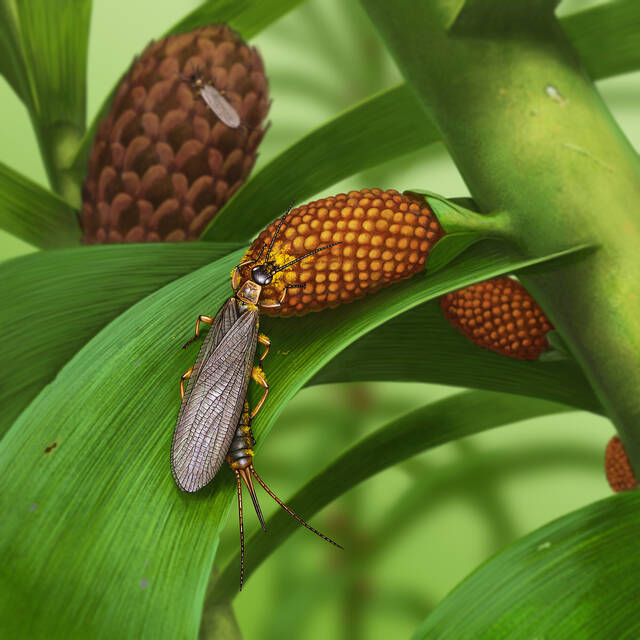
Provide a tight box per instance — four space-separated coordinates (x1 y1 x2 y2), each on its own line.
235 279 262 306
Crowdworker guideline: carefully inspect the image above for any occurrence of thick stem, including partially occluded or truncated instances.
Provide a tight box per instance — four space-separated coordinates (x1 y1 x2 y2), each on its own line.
361 1 640 473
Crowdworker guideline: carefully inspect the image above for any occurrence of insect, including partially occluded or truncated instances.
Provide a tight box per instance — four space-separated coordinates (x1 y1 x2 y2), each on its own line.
226 401 342 588
177 67 242 129
171 204 341 586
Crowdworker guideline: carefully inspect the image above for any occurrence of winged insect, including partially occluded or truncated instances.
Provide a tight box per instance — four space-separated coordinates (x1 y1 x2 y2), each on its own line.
177 67 241 129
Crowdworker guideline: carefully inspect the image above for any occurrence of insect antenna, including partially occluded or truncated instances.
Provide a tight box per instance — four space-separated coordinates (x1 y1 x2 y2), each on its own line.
272 241 342 274
250 465 343 549
264 201 295 262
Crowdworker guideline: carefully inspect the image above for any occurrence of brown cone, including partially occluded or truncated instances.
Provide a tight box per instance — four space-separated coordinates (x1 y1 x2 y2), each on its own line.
238 188 445 316
605 436 638 492
81 25 269 244
440 277 553 360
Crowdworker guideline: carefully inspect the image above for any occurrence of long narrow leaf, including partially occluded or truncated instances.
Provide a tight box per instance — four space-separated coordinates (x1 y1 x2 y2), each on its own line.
0 241 599 441
414 490 640 638
201 84 439 242
0 160 80 249
0 1 30 107
210 391 572 600
0 242 238 437
15 0 92 131
562 0 640 81
311 301 601 413
0 240 588 637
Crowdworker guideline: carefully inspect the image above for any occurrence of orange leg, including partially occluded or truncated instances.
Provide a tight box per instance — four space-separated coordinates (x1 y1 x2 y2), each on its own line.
182 315 214 350
250 366 269 419
260 284 306 309
257 333 271 363
179 366 193 400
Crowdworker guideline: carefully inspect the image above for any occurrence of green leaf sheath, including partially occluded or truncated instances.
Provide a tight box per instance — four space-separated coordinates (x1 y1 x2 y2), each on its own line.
414 490 640 639
201 85 439 242
9 0 92 202
360 0 640 473
0 242 585 637
211 391 572 600
0 243 238 438
0 160 80 248
561 0 640 81
69 1 640 228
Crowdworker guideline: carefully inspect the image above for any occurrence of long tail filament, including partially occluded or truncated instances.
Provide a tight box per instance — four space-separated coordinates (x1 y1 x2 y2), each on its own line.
233 464 343 590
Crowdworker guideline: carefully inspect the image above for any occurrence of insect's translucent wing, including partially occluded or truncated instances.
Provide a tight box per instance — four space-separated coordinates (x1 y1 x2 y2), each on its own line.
199 84 242 129
171 307 259 492
179 298 239 408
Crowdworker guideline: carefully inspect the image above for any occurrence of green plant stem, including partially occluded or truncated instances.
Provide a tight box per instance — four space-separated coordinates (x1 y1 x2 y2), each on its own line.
34 119 84 208
361 0 640 475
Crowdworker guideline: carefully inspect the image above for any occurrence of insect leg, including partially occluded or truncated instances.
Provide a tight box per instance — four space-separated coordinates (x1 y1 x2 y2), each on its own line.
260 284 307 309
182 315 214 349
249 367 269 418
257 333 271 363
179 366 193 400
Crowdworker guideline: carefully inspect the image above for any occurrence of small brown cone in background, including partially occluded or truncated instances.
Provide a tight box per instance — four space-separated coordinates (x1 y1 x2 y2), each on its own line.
440 277 553 360
605 436 638 492
81 24 269 244
239 188 445 316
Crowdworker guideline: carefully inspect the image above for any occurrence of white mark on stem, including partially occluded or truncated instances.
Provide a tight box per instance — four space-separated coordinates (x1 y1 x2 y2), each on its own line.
545 84 568 105
537 541 551 551
562 143 614 172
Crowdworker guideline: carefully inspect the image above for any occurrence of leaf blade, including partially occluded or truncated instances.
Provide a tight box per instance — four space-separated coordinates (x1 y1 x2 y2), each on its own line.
0 242 238 437
0 160 80 248
562 0 640 81
15 0 92 130
413 490 640 639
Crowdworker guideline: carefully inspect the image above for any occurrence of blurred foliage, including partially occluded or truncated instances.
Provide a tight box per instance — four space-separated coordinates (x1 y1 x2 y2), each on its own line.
0 0 638 638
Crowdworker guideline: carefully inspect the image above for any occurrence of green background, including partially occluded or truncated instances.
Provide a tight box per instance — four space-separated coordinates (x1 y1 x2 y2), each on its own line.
0 0 637 637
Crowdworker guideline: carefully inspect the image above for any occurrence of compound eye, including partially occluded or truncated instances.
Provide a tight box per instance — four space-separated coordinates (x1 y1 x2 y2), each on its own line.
251 265 272 286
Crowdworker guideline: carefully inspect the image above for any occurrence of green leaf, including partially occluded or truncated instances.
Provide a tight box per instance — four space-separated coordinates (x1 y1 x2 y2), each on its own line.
0 240 587 637
426 232 486 274
413 490 640 639
562 0 640 81
450 0 558 34
0 160 80 248
0 242 238 438
201 85 440 242
0 1 30 107
312 300 600 413
0 1 92 199
15 0 91 131
210 390 572 600
167 0 250 38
